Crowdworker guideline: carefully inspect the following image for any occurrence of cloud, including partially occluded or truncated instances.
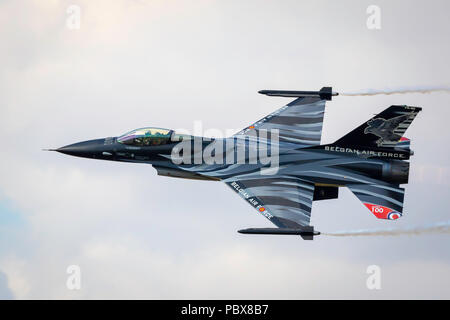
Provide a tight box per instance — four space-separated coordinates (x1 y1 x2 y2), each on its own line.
0 271 14 299
2 238 449 299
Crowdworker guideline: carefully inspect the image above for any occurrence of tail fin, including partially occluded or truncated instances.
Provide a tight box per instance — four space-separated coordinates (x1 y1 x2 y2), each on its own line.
347 183 405 220
334 105 422 148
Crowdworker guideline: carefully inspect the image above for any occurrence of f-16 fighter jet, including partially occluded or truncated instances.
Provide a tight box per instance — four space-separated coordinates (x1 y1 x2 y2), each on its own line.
50 87 421 239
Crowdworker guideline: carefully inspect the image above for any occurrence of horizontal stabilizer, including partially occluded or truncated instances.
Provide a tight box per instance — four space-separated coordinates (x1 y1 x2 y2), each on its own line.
347 183 405 220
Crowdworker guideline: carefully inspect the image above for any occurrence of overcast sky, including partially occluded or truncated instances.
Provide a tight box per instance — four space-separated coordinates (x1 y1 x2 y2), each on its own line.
0 0 449 299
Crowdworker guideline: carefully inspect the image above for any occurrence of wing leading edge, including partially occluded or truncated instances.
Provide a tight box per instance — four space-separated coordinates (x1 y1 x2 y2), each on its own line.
234 96 326 147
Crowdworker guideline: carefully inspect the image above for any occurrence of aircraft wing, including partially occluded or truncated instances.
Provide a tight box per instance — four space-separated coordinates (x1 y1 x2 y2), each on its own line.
224 173 315 232
233 96 326 146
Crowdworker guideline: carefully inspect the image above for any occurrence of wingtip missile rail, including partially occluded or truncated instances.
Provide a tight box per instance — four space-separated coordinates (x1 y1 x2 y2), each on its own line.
258 86 338 101
238 227 320 240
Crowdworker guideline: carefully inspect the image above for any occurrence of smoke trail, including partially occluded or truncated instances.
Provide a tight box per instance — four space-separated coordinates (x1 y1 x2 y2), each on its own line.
341 86 450 96
322 221 450 237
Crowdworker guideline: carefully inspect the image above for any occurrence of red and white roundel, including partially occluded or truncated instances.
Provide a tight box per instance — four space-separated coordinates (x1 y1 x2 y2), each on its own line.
388 212 402 220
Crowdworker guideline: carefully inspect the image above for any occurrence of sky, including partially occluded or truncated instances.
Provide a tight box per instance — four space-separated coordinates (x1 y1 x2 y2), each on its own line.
0 0 449 299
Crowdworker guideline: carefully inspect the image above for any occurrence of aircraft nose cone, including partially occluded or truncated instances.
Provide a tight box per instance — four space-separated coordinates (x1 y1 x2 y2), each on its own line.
57 139 106 158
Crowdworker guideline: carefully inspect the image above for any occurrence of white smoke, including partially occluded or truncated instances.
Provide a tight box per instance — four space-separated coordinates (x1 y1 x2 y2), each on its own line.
322 221 450 237
340 86 450 96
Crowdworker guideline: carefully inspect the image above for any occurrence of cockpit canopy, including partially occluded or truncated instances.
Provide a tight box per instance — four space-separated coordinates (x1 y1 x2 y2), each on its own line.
117 127 192 146
117 128 173 146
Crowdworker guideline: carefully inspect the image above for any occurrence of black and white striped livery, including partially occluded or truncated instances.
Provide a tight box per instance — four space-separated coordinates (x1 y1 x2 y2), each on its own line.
52 87 422 240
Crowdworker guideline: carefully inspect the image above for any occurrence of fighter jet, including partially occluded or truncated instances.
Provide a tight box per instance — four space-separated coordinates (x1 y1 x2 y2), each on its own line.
50 87 421 240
